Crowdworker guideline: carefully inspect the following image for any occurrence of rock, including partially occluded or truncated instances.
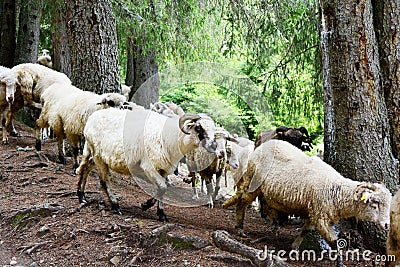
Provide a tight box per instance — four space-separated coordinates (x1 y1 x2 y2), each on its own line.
9 257 17 266
110 255 121 266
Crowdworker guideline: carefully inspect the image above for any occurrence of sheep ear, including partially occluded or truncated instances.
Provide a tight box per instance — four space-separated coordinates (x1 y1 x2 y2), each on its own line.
227 135 239 143
353 183 375 202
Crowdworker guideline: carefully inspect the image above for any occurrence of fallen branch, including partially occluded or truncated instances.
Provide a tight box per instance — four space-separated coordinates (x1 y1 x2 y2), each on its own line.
212 230 291 267
18 241 52 254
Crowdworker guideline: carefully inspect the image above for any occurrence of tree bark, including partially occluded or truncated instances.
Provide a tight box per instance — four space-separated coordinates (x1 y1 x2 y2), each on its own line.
50 0 71 77
65 0 120 94
14 0 44 65
125 36 159 108
320 0 398 189
372 0 400 166
0 0 17 67
320 0 399 253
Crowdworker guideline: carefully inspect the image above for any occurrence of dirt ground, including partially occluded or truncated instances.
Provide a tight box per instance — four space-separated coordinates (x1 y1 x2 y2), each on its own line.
0 122 389 267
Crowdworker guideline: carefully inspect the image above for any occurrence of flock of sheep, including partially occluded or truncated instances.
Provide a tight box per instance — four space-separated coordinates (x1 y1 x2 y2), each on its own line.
0 52 399 266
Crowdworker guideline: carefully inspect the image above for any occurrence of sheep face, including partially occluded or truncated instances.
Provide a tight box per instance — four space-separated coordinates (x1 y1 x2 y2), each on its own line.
226 142 240 169
353 183 392 230
1 78 17 103
180 114 217 154
99 93 127 109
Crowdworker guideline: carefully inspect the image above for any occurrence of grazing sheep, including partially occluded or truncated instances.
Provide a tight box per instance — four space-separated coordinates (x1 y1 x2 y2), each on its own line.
36 83 127 169
184 128 237 206
1 63 71 149
224 140 391 265
165 101 185 117
76 110 218 221
387 189 400 267
150 102 176 117
121 84 131 100
37 49 53 68
254 125 312 151
225 139 254 187
0 66 22 143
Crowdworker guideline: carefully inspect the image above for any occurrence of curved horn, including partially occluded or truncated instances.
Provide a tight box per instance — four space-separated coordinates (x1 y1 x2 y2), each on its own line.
179 113 201 134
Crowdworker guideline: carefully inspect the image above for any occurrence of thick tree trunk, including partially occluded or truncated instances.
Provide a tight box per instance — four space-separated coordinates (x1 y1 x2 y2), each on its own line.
125 37 159 108
14 0 44 65
65 0 120 94
320 0 398 189
50 0 71 77
372 0 400 167
0 0 17 67
320 0 399 254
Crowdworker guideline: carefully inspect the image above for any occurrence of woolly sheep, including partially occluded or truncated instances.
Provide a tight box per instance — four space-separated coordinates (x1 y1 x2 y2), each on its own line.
76 109 218 221
184 127 237 206
254 125 312 151
37 49 53 68
150 102 176 118
2 63 71 149
165 101 185 117
36 83 127 169
387 189 400 267
121 84 131 100
0 66 22 143
224 140 391 265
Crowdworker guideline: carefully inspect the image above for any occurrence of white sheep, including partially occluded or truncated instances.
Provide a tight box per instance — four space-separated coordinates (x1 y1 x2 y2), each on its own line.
36 83 127 169
165 101 185 117
1 63 71 148
76 109 218 221
150 101 176 118
387 189 400 267
224 139 391 265
121 84 131 100
184 127 237 206
37 49 53 68
0 66 21 143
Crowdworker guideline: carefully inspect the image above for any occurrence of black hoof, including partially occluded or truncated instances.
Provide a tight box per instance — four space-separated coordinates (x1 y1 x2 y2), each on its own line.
10 131 18 137
73 163 79 172
141 198 156 211
35 140 41 151
157 208 169 222
77 191 87 204
111 203 122 215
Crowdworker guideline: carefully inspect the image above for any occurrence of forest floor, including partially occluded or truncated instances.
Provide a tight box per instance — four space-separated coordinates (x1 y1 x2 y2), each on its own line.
0 121 389 267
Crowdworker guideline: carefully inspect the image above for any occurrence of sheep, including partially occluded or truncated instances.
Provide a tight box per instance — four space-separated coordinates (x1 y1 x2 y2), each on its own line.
254 125 313 151
37 49 53 68
121 84 131 100
0 66 22 143
36 83 127 169
1 63 72 149
224 139 391 265
150 101 176 118
387 189 400 267
184 127 237 206
225 139 254 187
75 109 218 221
165 101 185 117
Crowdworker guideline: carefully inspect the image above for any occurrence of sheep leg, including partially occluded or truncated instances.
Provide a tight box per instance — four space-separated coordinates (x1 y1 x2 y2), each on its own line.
1 115 8 144
291 219 314 250
235 188 262 234
156 200 168 222
205 177 214 208
76 144 95 204
314 220 344 267
212 173 222 201
57 139 66 164
67 134 80 170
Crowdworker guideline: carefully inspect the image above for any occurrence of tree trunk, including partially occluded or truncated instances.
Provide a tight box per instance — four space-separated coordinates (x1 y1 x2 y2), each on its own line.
372 0 400 165
50 0 71 77
320 0 399 253
0 0 17 67
14 0 44 65
65 0 120 94
125 36 159 108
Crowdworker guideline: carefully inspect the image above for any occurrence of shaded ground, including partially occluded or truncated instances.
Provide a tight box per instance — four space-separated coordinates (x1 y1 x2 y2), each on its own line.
0 122 388 266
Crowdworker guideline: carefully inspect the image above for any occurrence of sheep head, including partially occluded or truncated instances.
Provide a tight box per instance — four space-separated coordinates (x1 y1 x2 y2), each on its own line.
179 113 217 154
98 93 127 109
1 70 19 104
353 182 391 231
